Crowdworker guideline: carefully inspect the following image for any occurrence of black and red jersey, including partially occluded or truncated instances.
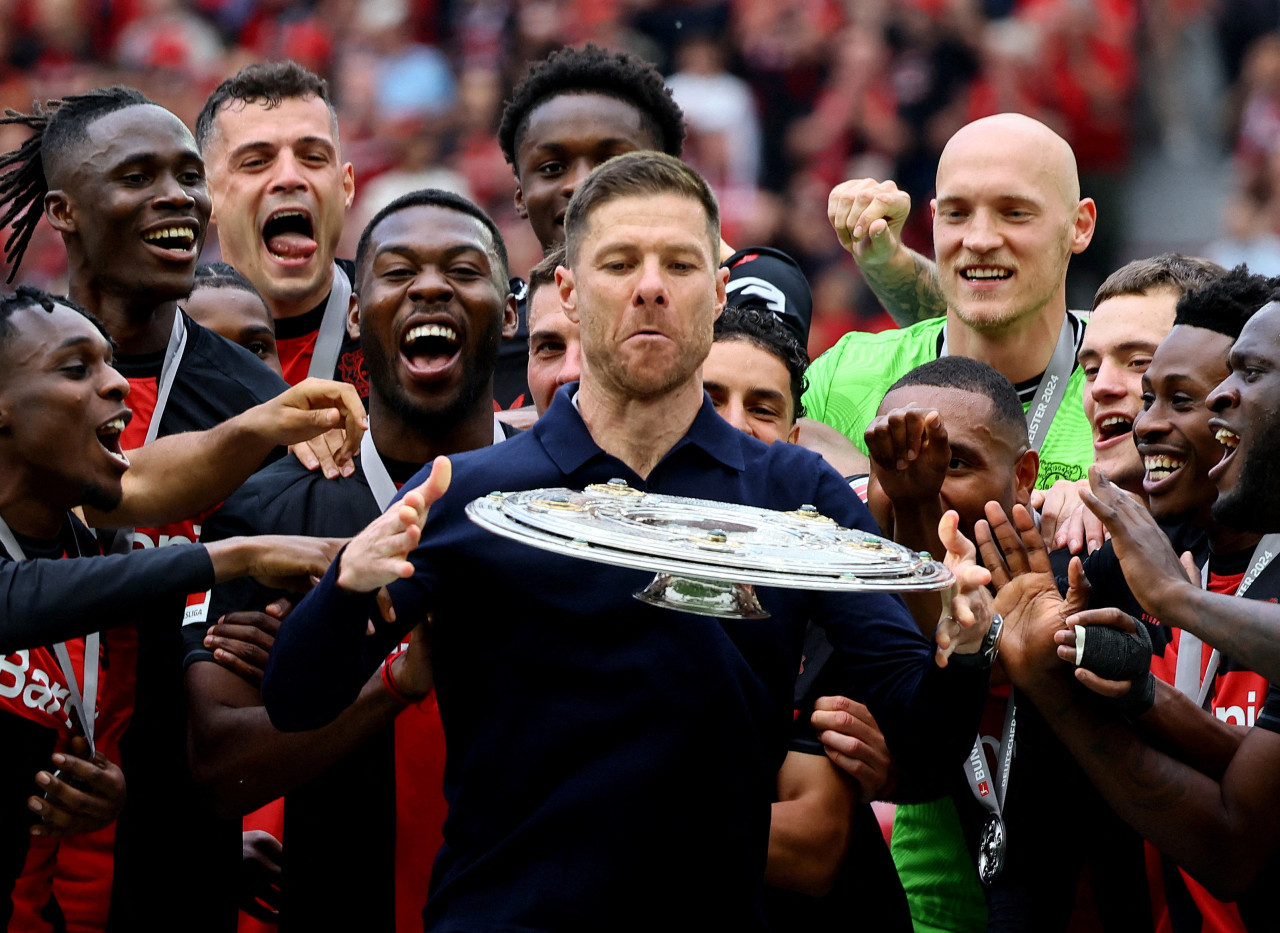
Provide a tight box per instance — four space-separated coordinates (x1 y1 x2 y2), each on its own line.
271 259 367 397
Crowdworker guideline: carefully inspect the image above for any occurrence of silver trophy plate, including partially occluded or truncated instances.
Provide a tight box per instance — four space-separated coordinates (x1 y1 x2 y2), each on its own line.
465 478 953 618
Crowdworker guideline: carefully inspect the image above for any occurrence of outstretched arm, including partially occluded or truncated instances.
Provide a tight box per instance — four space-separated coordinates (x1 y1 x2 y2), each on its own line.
86 378 367 529
828 178 946 326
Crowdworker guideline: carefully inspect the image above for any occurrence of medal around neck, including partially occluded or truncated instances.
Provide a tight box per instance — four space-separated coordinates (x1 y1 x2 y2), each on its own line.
466 479 953 619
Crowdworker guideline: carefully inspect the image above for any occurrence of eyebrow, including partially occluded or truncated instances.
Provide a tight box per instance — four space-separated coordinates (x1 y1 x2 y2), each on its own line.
55 335 98 352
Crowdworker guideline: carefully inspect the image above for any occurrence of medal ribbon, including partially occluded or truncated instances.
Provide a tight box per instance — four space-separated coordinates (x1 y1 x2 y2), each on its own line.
1178 534 1280 708
0 515 98 754
942 312 1078 453
307 262 352 381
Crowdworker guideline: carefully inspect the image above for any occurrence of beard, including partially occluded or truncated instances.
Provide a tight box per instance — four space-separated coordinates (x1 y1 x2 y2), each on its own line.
81 480 123 514
1212 408 1280 532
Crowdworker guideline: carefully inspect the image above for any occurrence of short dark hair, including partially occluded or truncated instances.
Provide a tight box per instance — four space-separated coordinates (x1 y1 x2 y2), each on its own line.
1174 264 1280 339
713 305 809 420
526 245 565 307
354 188 510 289
885 356 1027 445
0 86 155 281
1093 253 1227 309
191 261 265 299
498 44 685 169
564 151 718 267
196 61 336 152
0 285 112 353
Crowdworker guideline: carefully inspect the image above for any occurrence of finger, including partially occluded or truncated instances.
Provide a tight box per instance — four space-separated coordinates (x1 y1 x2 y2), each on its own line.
211 647 265 686
974 518 1011 587
1064 607 1138 632
376 587 397 624
864 418 895 466
1030 489 1046 512
1083 507 1107 554
207 621 276 651
1180 551 1200 584
331 383 366 467
937 509 976 565
887 412 911 468
265 598 294 620
1074 668 1131 698
290 441 321 472
1063 554 1092 615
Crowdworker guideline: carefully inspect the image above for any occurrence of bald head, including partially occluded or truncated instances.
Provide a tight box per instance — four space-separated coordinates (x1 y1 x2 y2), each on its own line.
938 113 1080 209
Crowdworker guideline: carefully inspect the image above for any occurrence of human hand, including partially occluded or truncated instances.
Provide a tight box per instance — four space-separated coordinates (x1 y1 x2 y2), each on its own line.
208 535 345 591
1033 478 1106 554
865 405 949 504
810 696 896 802
828 178 912 266
28 737 126 838
1081 466 1191 618
250 378 366 475
386 622 433 701
975 503 1083 683
206 598 291 687
291 427 354 479
239 830 282 922
337 457 451 594
934 510 994 667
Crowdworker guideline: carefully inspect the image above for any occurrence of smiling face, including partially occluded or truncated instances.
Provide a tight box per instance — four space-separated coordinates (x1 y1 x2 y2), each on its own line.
183 285 282 376
931 116 1094 335
513 93 662 254
873 384 1037 536
353 204 516 433
703 337 799 445
203 95 355 319
526 281 582 415
1078 289 1178 491
1209 302 1280 531
558 192 727 404
47 105 210 306
0 302 132 516
1133 325 1231 526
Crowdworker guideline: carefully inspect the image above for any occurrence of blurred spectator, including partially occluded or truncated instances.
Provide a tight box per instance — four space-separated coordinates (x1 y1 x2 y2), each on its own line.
666 32 761 189
1204 181 1280 276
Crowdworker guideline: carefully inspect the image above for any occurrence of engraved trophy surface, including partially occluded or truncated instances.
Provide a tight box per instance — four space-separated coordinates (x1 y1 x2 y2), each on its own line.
466 478 953 618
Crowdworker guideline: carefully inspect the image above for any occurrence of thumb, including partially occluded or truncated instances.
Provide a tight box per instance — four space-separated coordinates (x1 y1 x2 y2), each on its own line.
1180 551 1199 585
422 456 452 510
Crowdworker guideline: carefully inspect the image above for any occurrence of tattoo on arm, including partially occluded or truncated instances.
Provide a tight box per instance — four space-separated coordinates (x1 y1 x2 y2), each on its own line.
863 253 948 327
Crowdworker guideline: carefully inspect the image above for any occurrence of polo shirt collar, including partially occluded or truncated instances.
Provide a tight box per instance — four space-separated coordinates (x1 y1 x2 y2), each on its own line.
533 382 747 477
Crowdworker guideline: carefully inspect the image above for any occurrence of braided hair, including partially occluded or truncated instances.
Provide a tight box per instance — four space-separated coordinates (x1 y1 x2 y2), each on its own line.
0 86 154 281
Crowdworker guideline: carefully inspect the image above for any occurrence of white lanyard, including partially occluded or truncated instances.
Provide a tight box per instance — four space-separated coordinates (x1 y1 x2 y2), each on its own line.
942 313 1078 453
0 515 98 754
307 263 352 381
1178 534 1280 708
108 313 188 556
360 415 508 512
963 694 1017 822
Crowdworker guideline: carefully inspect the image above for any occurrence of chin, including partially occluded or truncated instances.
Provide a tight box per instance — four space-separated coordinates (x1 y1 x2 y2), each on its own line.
81 481 123 514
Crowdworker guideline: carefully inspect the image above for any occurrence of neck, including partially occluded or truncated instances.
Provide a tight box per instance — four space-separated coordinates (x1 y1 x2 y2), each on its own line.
945 306 1067 385
0 477 69 540
576 376 705 480
70 273 177 356
366 390 496 465
1206 521 1263 556
265 266 335 321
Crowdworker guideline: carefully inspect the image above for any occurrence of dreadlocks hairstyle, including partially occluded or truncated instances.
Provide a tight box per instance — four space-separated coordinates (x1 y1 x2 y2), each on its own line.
497 45 685 169
1174 264 1280 340
0 86 155 282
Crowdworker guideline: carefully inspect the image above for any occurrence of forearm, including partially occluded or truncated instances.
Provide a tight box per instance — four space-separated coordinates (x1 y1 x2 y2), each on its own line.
860 250 947 326
1135 680 1248 779
766 753 855 896
188 663 407 818
885 660 988 798
886 498 946 637
87 416 278 529
261 561 393 731
0 546 214 652
1153 583 1280 684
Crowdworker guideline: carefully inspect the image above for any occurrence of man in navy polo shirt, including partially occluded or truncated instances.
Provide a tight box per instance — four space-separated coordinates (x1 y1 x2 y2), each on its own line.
262 153 994 932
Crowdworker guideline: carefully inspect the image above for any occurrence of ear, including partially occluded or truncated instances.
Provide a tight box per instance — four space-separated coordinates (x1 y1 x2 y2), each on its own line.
342 162 356 210
501 293 518 340
929 198 938 223
712 265 728 322
557 265 578 324
1070 198 1097 255
786 421 801 445
346 292 360 340
44 190 75 235
1013 448 1040 507
513 172 528 219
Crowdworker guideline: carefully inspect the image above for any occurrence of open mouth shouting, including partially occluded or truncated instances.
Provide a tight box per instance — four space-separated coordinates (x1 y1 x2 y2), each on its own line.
96 411 132 469
263 208 317 264
142 222 199 259
1094 413 1134 448
401 320 462 380
1207 420 1241 484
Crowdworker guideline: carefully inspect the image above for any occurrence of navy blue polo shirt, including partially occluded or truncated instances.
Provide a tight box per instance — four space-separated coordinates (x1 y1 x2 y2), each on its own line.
264 385 986 933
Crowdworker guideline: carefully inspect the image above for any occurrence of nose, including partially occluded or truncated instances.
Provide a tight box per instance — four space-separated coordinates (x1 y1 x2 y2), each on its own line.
634 255 668 306
1132 398 1167 442
561 158 595 200
718 397 753 436
1090 359 1129 405
154 171 196 209
409 266 453 303
269 149 307 193
557 338 582 387
102 362 130 401
962 209 1003 254
1208 374 1237 413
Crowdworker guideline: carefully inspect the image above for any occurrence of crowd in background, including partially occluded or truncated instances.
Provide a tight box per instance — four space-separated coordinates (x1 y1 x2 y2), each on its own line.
1 0 1278 355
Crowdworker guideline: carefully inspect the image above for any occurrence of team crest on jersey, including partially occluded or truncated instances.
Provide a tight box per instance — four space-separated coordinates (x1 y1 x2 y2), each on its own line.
337 348 369 399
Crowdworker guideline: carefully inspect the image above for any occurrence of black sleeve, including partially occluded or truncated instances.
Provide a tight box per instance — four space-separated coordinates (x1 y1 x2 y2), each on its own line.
0 544 215 652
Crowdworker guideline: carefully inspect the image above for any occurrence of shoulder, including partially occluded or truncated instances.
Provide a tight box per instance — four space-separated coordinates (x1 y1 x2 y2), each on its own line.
206 458 372 539
181 314 289 403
